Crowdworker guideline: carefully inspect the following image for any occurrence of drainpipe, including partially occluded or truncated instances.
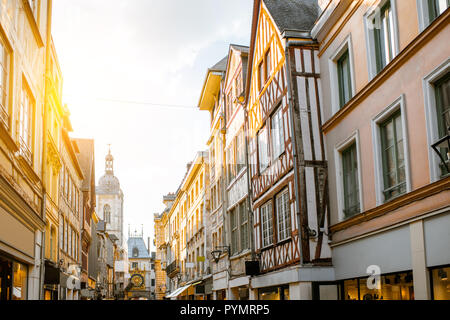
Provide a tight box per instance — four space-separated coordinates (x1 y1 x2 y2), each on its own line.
284 39 317 266
39 0 53 300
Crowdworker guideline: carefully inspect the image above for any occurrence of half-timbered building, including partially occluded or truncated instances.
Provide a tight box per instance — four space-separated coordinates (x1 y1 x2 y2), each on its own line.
245 0 334 300
223 44 254 300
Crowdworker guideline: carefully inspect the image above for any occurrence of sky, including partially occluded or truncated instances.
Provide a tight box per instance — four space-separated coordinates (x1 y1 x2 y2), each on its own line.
51 0 253 251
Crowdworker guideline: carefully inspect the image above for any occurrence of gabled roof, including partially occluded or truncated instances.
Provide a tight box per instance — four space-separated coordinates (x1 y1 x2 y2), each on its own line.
210 55 228 72
263 0 320 33
244 0 319 104
128 237 151 259
197 55 228 111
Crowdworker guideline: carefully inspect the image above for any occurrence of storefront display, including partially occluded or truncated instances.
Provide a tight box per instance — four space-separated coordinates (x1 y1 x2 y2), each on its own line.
431 266 450 300
0 256 27 300
258 285 289 300
343 271 414 300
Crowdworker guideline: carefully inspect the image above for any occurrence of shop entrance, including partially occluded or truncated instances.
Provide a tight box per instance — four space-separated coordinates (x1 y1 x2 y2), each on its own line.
0 258 13 300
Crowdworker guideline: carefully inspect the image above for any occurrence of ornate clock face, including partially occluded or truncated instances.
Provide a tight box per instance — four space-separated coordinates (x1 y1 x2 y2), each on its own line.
131 274 144 287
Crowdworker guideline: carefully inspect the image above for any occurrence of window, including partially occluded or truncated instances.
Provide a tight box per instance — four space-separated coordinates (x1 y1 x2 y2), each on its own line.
132 262 138 270
227 92 233 120
239 201 249 251
64 221 68 252
132 247 139 258
258 61 264 91
68 227 72 257
434 73 450 176
19 85 34 163
374 2 395 73
237 129 246 173
230 208 238 255
276 189 291 241
59 219 64 252
271 106 285 159
365 0 398 78
265 50 271 82
337 50 352 108
0 38 9 128
431 265 450 300
226 144 235 184
428 0 449 23
380 111 406 201
342 143 360 218
104 204 111 224
258 49 271 91
261 202 273 247
258 126 269 173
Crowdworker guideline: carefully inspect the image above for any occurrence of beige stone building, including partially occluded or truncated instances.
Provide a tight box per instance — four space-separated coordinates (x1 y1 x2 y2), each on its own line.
0 0 53 300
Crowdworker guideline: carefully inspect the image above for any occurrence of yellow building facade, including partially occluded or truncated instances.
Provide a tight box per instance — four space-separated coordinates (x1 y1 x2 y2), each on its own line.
0 0 53 300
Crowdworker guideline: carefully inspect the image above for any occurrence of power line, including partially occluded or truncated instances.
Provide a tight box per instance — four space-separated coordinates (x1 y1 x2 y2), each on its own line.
64 94 198 110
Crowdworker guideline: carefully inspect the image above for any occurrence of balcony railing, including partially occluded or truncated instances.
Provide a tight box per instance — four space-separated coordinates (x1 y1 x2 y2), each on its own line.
166 260 179 277
18 136 32 164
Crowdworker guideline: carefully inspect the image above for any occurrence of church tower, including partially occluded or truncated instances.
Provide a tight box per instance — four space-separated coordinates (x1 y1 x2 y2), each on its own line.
96 146 124 246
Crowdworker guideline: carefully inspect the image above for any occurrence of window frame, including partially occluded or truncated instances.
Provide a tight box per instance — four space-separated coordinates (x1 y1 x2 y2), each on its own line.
334 131 364 221
0 34 11 130
271 104 285 160
417 0 450 31
260 201 274 248
371 95 411 205
18 78 35 164
329 35 356 114
275 189 291 242
422 59 450 182
364 0 400 80
257 125 270 174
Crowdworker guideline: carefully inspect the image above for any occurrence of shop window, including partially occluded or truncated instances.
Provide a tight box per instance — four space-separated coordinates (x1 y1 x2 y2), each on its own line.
12 262 27 300
431 266 450 300
258 285 289 300
343 271 414 300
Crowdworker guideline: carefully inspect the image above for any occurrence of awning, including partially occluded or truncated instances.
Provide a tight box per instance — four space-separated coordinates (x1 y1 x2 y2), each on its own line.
165 284 191 299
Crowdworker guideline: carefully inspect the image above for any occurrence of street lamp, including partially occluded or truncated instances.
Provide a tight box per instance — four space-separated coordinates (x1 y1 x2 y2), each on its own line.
210 246 230 263
431 126 450 175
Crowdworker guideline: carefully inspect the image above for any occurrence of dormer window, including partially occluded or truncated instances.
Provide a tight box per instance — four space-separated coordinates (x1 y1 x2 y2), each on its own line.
132 247 139 258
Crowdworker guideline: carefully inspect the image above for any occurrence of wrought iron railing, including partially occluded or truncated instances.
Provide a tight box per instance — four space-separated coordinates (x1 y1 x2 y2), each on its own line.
166 259 179 276
19 136 32 164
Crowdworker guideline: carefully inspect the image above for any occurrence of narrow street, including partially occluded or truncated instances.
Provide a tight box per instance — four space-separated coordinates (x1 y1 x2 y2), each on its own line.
0 0 448 308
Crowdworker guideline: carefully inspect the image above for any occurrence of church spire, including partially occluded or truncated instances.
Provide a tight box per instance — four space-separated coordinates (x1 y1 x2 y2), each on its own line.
105 144 114 175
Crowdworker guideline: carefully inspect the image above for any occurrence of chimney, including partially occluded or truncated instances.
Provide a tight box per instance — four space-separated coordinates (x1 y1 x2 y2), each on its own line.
148 237 151 255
